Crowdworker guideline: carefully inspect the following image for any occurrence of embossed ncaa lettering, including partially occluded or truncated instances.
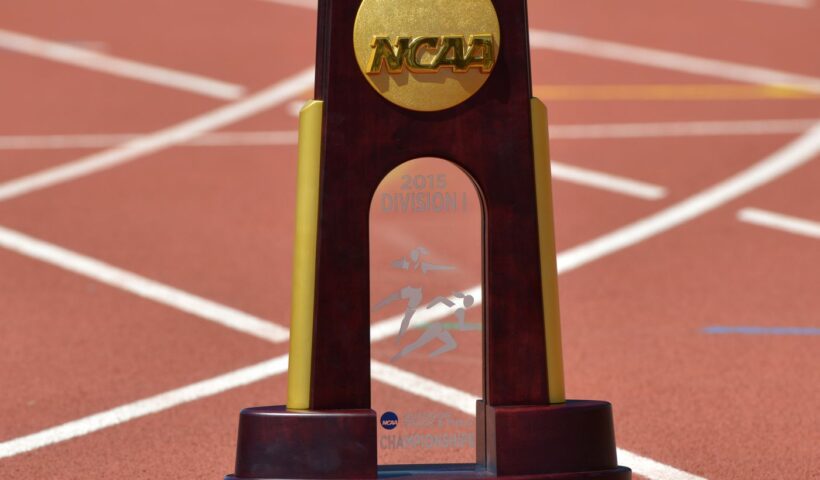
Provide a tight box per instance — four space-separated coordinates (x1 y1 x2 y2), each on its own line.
353 0 501 111
367 35 495 74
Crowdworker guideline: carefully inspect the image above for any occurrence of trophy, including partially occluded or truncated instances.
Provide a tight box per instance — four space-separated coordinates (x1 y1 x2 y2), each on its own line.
226 1 631 478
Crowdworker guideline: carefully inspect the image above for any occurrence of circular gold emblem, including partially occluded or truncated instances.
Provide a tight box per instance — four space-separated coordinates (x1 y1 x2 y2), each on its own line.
353 0 501 112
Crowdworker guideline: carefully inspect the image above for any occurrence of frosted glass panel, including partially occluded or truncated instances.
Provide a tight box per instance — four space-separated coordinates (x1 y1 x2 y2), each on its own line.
370 157 483 465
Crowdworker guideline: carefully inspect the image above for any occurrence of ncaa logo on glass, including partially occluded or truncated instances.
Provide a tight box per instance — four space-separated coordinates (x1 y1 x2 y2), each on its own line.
380 411 399 430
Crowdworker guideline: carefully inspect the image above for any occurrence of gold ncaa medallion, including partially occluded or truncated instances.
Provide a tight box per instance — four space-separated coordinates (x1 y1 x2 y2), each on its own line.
353 0 501 112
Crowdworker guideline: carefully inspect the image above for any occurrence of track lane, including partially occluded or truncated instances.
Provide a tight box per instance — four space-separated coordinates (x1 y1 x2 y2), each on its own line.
0 28 245 100
0 145 302 322
0 374 290 478
0 0 317 91
0 150 98 183
555 203 820 480
1 0 820 474
530 49 820 126
0 52 219 135
0 247 285 442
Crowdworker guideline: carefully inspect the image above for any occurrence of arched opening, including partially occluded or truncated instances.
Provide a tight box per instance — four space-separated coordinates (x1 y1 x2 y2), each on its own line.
369 157 484 465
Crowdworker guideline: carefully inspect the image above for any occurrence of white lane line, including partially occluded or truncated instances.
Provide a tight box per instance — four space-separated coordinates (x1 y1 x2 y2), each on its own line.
287 99 306 117
738 208 820 239
739 0 814 8
2 119 816 151
615 450 707 480
0 67 314 203
257 0 319 8
0 28 245 100
551 162 667 200
0 131 299 150
0 225 289 343
557 122 820 273
189 131 298 146
369 361 707 480
528 29 820 95
370 360 477 415
549 119 819 140
0 355 289 460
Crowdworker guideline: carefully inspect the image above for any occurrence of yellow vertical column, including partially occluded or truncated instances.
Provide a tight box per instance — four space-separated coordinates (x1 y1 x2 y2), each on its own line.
286 100 324 410
531 97 566 404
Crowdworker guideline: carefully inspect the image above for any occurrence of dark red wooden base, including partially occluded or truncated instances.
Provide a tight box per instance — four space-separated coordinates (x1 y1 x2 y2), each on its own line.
225 401 630 480
372 464 630 480
479 400 628 477
227 406 377 479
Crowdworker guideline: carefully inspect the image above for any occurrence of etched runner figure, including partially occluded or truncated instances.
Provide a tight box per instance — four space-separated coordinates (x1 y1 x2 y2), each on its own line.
390 291 479 362
372 247 480 362
427 292 480 331
372 285 423 342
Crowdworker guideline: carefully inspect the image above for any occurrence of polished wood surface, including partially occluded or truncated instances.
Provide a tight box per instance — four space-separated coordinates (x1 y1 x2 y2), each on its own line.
309 0 551 411
229 406 377 479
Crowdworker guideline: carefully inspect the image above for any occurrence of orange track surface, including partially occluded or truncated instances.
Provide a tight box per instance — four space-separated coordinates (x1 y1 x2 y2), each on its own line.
1 1 818 479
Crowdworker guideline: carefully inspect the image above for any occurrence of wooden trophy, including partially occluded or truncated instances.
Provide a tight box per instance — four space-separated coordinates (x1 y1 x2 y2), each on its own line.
226 0 631 478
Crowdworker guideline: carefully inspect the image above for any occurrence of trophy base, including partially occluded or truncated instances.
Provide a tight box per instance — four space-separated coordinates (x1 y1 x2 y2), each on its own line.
374 464 631 480
227 464 630 480
227 406 377 480
226 401 630 480
479 400 630 478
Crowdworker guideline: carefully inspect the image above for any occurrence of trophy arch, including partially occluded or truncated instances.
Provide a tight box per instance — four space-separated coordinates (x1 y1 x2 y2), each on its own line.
226 1 630 478
368 156 486 464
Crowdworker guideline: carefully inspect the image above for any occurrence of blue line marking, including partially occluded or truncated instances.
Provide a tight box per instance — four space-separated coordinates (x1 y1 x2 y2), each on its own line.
704 326 820 336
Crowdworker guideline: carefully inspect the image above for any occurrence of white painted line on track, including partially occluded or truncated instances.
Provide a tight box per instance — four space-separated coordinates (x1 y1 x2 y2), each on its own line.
551 162 667 200
3 119 816 151
557 122 820 273
0 67 315 203
0 355 289 460
257 0 318 8
287 100 306 117
181 131 299 147
0 131 299 150
370 360 708 480
0 224 290 342
738 208 820 239
549 119 819 140
0 28 245 100
528 29 820 95
370 360 477 415
615 450 708 480
739 0 813 8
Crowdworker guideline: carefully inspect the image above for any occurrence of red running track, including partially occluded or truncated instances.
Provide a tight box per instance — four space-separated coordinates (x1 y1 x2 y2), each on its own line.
1 1 819 479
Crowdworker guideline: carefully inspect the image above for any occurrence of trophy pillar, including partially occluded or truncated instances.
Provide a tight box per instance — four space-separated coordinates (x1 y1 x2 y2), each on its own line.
226 1 631 479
